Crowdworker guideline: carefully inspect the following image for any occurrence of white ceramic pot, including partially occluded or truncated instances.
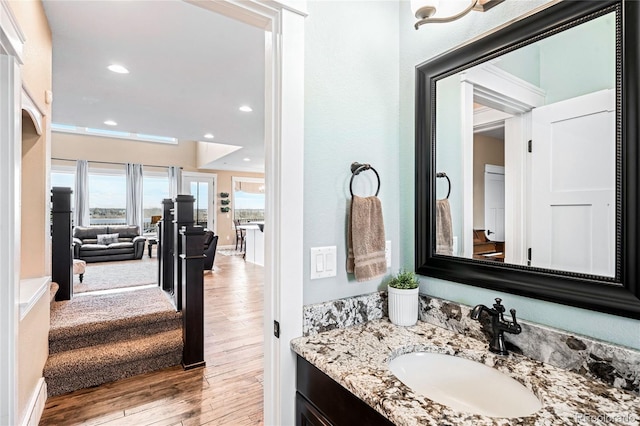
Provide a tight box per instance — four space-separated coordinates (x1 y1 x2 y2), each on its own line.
388 285 419 326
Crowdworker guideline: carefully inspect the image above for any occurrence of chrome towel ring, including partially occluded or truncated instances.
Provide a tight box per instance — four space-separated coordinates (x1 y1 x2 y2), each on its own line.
350 162 380 197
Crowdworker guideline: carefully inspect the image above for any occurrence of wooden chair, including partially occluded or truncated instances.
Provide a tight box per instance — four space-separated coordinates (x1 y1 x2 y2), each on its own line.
234 219 246 252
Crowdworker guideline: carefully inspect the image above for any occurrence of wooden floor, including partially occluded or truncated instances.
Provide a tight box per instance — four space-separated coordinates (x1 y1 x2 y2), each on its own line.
40 252 265 426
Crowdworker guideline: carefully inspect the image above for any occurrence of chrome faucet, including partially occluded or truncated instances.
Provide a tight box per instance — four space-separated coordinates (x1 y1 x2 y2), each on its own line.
470 298 521 355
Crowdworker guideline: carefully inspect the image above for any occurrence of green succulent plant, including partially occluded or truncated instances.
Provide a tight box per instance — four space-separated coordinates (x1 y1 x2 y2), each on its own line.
388 270 419 290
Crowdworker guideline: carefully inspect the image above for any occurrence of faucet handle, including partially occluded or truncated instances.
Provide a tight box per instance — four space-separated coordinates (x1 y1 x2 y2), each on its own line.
509 308 518 324
493 298 505 313
509 308 522 334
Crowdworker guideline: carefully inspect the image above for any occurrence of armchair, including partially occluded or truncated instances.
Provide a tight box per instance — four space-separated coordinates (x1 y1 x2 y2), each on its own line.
203 230 218 270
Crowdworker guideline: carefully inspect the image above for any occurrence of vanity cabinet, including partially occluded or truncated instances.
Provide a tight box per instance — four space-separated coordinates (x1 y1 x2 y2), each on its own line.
296 356 394 426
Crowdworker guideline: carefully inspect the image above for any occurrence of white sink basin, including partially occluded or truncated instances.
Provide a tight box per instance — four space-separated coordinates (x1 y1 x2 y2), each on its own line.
389 352 542 418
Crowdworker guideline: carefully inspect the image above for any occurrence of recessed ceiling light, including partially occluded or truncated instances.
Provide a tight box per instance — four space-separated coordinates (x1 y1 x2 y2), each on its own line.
239 105 253 112
243 157 251 162
104 120 117 126
204 133 214 139
107 64 129 74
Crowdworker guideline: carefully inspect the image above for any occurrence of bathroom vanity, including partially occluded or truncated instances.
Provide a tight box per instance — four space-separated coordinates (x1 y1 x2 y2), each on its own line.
291 319 640 425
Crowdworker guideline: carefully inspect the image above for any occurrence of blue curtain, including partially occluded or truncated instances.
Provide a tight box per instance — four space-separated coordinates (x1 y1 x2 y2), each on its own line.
168 166 182 198
126 163 144 233
74 160 90 226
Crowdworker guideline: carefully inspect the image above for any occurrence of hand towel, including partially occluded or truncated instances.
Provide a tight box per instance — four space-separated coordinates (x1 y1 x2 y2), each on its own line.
347 195 386 282
436 198 453 255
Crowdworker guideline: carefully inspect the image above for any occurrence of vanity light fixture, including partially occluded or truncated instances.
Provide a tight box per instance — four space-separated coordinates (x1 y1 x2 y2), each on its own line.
204 133 214 139
107 64 129 74
239 105 253 112
411 0 505 29
104 120 117 126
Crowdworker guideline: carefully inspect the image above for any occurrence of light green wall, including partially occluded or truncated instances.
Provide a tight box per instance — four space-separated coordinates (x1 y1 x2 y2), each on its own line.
304 1 400 304
398 0 640 350
493 43 541 87
539 11 615 104
494 11 615 104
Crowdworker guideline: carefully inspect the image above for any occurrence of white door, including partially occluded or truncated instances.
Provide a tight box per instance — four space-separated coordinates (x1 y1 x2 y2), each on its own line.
182 174 216 233
484 165 505 241
530 89 615 276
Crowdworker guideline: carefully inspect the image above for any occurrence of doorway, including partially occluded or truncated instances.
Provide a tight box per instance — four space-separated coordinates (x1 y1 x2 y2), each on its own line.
183 172 217 233
0 1 305 425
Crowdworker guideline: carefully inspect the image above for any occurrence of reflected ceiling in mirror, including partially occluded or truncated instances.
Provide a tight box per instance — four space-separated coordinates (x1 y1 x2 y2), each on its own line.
434 11 617 278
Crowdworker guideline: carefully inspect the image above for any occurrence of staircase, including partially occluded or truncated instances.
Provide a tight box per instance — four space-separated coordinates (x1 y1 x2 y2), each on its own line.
44 287 183 397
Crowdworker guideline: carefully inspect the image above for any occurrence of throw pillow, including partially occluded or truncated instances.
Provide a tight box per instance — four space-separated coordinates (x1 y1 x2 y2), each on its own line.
97 233 119 245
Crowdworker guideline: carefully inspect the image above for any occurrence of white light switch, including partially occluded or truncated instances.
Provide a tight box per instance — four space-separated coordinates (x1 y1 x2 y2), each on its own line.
310 246 337 279
325 252 335 271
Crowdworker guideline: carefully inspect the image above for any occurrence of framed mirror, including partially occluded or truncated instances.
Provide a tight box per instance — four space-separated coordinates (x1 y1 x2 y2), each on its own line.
415 0 640 319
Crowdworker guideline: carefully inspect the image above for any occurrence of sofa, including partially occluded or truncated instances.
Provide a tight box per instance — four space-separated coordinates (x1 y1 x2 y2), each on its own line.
73 225 146 263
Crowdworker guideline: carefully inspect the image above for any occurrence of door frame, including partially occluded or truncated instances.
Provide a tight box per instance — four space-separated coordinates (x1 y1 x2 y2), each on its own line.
461 63 544 260
0 1 25 424
181 2 306 425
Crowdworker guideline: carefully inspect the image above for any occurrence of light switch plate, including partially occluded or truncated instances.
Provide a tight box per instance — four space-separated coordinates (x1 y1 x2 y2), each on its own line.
310 246 337 279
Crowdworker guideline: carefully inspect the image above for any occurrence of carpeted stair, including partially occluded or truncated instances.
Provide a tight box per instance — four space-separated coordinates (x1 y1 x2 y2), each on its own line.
44 287 183 397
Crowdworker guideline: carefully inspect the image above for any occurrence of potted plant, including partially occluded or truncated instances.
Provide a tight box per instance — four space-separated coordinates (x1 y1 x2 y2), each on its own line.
387 270 419 326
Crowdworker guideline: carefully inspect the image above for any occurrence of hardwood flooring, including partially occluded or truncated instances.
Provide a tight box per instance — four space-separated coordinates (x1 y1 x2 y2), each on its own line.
40 252 264 426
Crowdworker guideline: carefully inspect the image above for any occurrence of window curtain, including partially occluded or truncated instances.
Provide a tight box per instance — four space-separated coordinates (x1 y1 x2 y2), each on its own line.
74 160 90 226
126 163 144 233
168 166 182 199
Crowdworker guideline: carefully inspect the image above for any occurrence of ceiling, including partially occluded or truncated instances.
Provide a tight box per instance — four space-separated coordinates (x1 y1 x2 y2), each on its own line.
42 0 265 172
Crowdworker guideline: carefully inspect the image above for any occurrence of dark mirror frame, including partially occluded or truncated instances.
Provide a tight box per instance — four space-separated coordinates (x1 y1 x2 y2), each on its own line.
415 0 640 319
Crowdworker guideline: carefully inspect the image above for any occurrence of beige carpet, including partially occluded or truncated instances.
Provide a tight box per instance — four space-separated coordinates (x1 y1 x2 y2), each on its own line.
50 287 178 337
74 259 157 293
46 287 183 396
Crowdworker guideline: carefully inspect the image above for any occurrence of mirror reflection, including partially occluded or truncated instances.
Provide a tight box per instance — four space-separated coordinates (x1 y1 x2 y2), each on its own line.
434 11 616 277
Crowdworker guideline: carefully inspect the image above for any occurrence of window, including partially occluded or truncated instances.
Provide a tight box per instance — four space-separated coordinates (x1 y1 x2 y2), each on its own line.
143 173 169 233
88 168 126 226
51 168 75 206
232 177 265 223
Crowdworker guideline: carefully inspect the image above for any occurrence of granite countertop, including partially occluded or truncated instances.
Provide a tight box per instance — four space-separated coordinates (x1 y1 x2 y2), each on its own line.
291 319 640 426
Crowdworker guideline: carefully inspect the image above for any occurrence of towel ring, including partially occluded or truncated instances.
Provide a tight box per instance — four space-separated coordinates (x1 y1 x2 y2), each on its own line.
436 172 451 200
350 162 380 197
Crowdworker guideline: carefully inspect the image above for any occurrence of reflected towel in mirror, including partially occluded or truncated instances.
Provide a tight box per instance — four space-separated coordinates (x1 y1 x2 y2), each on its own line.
347 195 386 282
436 199 453 255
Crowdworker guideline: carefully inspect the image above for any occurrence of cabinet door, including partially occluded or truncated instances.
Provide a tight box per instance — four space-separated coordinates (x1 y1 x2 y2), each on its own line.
296 392 332 426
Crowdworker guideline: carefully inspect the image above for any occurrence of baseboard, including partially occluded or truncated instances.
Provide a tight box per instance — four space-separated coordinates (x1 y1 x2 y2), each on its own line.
20 378 46 426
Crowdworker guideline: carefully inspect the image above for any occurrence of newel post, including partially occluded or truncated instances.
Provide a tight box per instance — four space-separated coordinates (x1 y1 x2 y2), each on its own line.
51 187 73 301
158 198 174 294
173 195 194 311
180 225 206 369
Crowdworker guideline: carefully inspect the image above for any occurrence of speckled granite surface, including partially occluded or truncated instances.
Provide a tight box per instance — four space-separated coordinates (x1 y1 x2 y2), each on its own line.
303 291 387 335
291 319 640 426
302 291 640 396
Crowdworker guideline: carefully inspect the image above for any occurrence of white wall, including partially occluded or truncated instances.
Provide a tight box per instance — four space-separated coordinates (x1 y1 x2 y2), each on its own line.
398 0 640 350
303 0 400 304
